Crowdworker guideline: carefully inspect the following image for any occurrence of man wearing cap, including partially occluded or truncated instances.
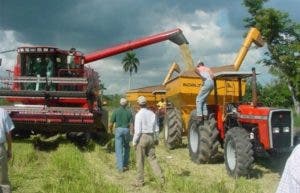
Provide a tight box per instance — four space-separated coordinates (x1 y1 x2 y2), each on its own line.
132 96 164 187
194 61 214 121
109 98 133 172
0 108 14 193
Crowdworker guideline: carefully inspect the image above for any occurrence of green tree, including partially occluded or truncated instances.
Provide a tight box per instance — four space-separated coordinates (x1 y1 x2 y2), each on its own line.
122 51 140 90
243 0 300 114
243 80 293 108
99 82 107 101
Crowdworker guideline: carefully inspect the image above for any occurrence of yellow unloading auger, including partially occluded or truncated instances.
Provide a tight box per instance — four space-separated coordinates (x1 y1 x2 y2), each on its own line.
212 27 264 73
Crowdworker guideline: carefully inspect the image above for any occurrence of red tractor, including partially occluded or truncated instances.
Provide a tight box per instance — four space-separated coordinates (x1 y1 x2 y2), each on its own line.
188 68 294 177
0 28 188 139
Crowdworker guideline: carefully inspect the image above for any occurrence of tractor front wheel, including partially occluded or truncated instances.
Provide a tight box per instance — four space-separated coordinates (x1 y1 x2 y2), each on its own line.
163 108 183 149
188 111 219 163
224 127 254 177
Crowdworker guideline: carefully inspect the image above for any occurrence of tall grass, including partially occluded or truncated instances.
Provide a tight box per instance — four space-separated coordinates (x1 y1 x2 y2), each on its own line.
161 166 262 193
9 138 270 193
9 140 123 193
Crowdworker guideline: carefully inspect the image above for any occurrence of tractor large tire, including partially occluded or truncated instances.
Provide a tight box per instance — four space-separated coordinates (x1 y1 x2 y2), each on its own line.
224 127 254 177
163 108 183 149
188 110 219 163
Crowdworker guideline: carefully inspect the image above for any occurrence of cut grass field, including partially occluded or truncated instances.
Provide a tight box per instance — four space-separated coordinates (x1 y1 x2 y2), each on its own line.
8 136 285 193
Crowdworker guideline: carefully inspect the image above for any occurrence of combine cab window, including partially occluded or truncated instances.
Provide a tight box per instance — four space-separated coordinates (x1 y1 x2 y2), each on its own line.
20 53 84 92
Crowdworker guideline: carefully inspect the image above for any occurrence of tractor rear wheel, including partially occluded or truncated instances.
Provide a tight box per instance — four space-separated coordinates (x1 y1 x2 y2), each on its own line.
188 110 219 163
163 108 182 149
224 127 254 177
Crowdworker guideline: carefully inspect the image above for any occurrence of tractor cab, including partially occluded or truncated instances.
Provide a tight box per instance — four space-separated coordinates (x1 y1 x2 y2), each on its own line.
213 70 257 132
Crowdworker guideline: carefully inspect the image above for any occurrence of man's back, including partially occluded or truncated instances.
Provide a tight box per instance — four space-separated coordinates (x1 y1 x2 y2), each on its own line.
135 108 158 133
111 107 132 128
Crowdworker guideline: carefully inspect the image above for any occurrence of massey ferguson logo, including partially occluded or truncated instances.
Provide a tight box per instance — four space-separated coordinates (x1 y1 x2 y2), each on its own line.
183 83 201 87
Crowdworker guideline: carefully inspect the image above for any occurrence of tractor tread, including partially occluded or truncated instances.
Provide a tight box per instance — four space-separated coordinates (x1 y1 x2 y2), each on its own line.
224 127 254 177
164 108 183 149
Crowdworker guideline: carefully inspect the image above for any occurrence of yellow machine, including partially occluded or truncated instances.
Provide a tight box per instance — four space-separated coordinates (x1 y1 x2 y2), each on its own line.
126 62 181 109
126 28 264 149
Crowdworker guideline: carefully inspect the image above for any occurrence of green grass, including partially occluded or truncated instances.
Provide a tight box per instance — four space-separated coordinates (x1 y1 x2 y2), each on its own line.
8 136 279 193
10 139 124 193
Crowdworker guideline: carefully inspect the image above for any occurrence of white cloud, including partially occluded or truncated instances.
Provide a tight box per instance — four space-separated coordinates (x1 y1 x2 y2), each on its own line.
0 3 277 94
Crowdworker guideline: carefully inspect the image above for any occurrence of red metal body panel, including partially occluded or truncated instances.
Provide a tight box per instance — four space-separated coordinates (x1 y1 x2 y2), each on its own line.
84 28 183 63
238 105 271 149
215 105 225 139
5 106 94 124
7 97 87 106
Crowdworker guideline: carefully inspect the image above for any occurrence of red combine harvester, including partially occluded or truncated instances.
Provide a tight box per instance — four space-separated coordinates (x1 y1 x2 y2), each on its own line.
0 29 188 138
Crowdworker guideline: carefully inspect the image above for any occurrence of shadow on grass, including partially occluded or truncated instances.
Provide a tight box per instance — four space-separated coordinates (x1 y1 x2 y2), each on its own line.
68 131 114 152
210 152 224 164
13 132 113 152
177 170 191 177
32 135 68 151
249 153 290 179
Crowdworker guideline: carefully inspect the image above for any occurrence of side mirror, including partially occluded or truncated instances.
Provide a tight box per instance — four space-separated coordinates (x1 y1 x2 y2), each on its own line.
0 58 2 66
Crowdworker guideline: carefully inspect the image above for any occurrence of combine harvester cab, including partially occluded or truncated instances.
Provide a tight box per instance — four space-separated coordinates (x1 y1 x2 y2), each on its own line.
0 28 188 139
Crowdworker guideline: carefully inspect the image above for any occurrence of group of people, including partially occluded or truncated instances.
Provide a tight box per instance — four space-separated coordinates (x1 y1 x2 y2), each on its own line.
107 60 215 187
109 96 164 187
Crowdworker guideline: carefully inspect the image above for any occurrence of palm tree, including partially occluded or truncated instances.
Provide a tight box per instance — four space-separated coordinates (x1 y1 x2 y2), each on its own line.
122 51 140 89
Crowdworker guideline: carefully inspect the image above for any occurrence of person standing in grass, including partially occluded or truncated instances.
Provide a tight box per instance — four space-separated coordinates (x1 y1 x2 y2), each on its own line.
276 144 300 193
132 96 164 187
109 98 133 172
0 108 14 193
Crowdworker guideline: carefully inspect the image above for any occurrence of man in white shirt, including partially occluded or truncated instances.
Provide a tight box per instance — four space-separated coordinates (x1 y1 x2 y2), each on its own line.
276 144 300 193
132 96 164 187
0 108 15 193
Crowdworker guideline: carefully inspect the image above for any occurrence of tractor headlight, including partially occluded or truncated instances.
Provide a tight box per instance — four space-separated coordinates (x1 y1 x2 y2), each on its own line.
272 127 280 133
283 127 290 133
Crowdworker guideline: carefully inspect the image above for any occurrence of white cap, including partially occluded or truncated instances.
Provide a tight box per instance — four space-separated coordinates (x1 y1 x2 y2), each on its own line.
137 96 147 105
197 59 204 65
120 98 127 105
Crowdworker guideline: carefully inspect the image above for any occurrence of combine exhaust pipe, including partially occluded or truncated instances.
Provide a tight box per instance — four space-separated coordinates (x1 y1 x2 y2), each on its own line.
251 67 258 107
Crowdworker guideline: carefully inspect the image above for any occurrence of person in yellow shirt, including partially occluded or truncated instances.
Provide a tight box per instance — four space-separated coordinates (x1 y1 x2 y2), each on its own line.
157 98 166 110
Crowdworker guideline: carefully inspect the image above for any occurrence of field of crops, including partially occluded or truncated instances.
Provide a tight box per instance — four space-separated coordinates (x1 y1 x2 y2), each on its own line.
8 135 288 193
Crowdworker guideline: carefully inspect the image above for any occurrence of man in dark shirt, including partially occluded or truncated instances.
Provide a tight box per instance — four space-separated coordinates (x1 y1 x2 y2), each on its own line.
109 98 133 172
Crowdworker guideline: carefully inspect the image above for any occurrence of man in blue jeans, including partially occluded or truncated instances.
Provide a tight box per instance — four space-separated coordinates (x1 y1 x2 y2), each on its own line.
194 61 214 122
109 98 133 172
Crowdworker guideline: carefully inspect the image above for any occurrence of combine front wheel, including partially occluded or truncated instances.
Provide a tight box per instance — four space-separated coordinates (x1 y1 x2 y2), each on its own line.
224 127 254 177
188 113 219 163
163 108 182 149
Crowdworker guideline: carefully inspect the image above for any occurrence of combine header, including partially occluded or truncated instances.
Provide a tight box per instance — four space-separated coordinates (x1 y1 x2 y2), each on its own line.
0 28 188 137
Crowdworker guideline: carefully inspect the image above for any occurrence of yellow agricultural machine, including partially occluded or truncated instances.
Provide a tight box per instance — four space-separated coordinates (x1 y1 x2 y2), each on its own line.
128 28 294 177
127 28 264 148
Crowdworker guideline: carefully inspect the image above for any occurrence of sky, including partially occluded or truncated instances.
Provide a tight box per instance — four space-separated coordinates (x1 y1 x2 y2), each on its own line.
0 0 299 94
